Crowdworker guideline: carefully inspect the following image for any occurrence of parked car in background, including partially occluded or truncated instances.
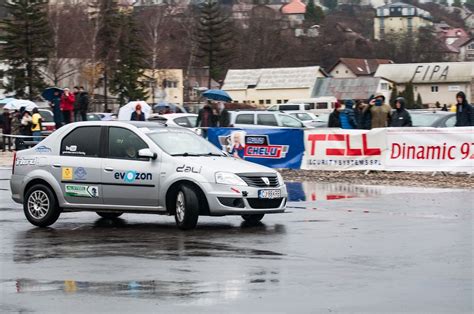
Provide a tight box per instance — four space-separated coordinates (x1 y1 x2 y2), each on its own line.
92 113 117 121
148 113 198 128
39 109 55 136
85 113 102 121
287 111 328 128
409 111 456 128
228 111 306 128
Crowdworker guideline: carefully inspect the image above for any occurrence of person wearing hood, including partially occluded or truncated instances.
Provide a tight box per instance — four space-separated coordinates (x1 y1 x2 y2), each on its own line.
328 101 341 128
196 101 217 138
390 97 412 127
454 91 474 127
339 99 358 129
369 93 391 128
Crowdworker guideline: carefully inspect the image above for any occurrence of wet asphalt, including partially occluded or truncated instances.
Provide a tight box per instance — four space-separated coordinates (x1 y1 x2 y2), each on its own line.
0 168 472 313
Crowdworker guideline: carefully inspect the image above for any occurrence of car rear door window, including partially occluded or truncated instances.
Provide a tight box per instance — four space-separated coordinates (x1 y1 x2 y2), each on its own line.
279 114 304 128
174 117 191 127
257 114 278 126
60 126 101 157
444 115 456 127
108 127 148 160
235 114 255 125
280 104 299 111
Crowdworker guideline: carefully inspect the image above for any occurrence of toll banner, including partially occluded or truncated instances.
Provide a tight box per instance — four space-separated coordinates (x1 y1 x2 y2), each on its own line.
207 128 305 169
302 128 386 170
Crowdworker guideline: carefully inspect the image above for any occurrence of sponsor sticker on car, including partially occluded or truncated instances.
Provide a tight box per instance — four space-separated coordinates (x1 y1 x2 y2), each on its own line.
65 185 99 198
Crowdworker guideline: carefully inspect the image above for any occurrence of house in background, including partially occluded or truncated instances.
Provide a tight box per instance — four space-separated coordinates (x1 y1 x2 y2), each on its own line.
312 77 393 102
328 58 393 78
222 66 328 106
375 62 474 106
374 2 433 40
143 69 184 105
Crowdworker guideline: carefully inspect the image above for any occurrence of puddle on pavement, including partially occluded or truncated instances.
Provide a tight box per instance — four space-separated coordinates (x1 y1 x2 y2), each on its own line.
286 182 382 202
1 273 280 301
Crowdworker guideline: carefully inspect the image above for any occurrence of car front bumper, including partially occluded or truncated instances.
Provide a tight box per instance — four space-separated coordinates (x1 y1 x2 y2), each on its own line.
202 182 288 216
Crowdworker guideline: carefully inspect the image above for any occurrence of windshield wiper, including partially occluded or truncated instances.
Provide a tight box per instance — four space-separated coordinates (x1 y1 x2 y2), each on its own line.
171 153 200 157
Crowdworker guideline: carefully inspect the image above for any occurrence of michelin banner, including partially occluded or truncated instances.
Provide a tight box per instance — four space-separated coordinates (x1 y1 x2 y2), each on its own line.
207 128 305 169
302 127 474 172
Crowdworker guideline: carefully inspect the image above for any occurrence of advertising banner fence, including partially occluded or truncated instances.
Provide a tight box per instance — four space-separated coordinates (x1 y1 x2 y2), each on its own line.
206 127 473 172
207 128 305 169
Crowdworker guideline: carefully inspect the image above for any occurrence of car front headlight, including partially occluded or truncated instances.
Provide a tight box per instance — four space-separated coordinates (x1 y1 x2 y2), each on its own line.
276 172 285 186
215 172 248 186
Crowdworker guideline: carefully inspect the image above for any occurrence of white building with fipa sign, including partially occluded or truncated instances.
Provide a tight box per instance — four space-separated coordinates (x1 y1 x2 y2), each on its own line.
374 62 474 106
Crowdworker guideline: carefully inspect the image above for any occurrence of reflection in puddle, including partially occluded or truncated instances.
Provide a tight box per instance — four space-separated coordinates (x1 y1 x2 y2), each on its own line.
287 182 382 202
2 271 281 303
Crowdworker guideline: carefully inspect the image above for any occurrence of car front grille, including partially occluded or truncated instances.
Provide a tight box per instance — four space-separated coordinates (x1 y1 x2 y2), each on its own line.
247 198 284 209
237 173 279 188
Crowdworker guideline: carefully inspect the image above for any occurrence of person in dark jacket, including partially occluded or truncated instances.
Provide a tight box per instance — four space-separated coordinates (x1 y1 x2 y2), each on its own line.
339 99 358 129
354 100 372 130
217 102 230 127
79 86 89 121
2 109 12 151
73 86 81 121
328 101 341 128
455 91 474 127
130 104 146 121
51 91 62 129
390 97 412 127
196 102 217 138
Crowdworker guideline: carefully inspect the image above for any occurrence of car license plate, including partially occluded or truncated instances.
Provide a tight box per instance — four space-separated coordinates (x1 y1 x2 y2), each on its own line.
258 189 281 199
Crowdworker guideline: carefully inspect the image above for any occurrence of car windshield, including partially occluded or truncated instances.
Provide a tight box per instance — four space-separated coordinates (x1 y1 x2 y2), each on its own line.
39 110 54 122
147 130 223 156
292 113 313 121
411 113 441 127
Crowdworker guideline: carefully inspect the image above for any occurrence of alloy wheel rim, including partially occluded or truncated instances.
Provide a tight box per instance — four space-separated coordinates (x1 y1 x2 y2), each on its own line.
176 191 185 222
27 190 50 219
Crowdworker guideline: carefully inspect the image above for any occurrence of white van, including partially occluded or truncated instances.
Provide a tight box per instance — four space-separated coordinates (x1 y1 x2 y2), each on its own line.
286 97 337 113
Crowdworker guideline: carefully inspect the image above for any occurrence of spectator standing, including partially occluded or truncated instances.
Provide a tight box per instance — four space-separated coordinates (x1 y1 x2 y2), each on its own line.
73 86 81 121
339 99 358 129
2 109 12 151
328 101 341 128
79 86 89 121
355 100 371 130
196 102 217 138
390 97 412 127
20 111 32 143
455 91 474 127
217 102 230 127
10 110 21 150
60 88 75 124
31 108 43 142
51 90 62 129
130 104 145 121
369 94 391 128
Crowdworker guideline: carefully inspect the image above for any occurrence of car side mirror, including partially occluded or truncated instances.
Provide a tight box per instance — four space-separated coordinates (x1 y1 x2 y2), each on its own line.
138 148 157 160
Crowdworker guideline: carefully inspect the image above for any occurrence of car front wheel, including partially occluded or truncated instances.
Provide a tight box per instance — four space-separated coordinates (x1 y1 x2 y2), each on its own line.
174 185 199 230
24 184 61 227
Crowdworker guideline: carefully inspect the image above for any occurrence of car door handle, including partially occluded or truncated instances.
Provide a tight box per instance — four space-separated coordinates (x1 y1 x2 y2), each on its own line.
104 167 114 172
52 164 61 168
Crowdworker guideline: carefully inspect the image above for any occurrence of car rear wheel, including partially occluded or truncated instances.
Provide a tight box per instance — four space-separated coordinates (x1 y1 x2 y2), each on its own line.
96 212 123 219
241 214 265 224
174 185 199 230
24 184 60 227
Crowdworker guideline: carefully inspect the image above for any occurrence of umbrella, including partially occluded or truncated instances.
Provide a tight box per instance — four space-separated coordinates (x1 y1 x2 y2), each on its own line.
42 87 63 102
118 101 151 121
202 89 232 102
0 97 16 105
4 99 37 112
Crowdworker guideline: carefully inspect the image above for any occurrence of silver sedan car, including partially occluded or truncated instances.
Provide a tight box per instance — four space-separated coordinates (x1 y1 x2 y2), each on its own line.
11 121 287 229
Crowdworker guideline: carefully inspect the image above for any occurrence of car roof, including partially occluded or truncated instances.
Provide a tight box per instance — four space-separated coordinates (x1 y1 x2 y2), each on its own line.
157 113 197 118
64 120 169 129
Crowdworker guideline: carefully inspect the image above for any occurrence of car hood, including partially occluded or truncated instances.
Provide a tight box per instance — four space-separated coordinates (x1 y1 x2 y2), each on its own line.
172 156 277 175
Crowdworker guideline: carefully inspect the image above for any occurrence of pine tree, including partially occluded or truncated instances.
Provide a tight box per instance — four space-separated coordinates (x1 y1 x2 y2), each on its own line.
402 81 415 109
452 0 462 7
416 93 423 109
305 0 324 24
93 0 121 110
323 0 338 11
110 12 148 106
193 0 235 88
389 84 398 106
0 0 52 99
